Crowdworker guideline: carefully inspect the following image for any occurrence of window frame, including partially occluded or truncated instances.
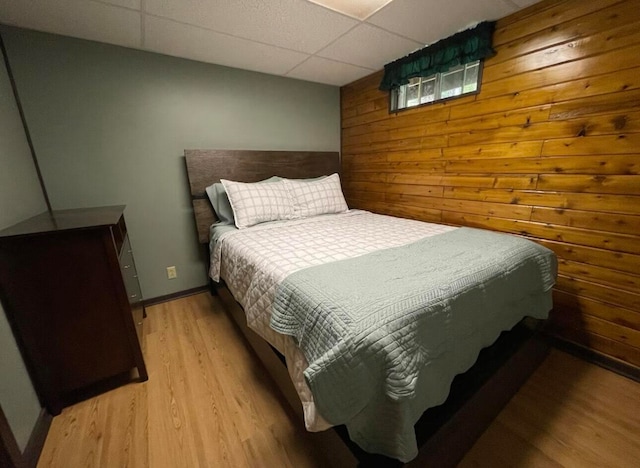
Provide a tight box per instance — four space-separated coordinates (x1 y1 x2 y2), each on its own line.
388 60 484 113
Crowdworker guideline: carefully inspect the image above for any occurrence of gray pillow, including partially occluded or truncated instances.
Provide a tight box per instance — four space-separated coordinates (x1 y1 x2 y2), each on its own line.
205 176 281 225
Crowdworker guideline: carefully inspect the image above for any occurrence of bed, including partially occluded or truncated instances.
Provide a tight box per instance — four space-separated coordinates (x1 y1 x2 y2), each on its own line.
184 149 556 466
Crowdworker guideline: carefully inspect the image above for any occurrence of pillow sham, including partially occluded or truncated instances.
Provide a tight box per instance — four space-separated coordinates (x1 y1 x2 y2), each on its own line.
221 179 295 229
205 176 281 225
284 173 348 218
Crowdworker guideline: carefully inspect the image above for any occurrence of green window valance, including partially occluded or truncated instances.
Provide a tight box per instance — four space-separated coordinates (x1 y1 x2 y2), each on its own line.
379 21 497 91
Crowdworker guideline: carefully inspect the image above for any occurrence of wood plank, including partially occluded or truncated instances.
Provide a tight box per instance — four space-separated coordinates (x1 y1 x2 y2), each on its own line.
443 187 640 215
515 221 640 255
341 180 388 193
460 418 563 468
541 133 640 156
347 199 443 223
384 193 443 210
448 109 640 147
486 21 640 83
537 174 640 194
556 274 640 313
343 95 476 129
497 0 569 27
551 88 640 121
480 53 640 102
345 183 446 200
493 368 639 467
387 174 538 189
551 303 640 348
341 73 384 110
454 67 640 120
442 141 544 160
439 198 532 221
344 105 547 142
342 107 389 129
492 0 623 47
341 153 388 165
340 171 388 183
343 160 445 173
558 258 640 293
462 349 640 465
442 211 640 255
446 155 640 175
537 238 640 276
342 134 447 155
343 189 386 203
546 325 640 368
342 107 451 138
553 289 640 326
490 0 640 66
384 183 444 197
531 206 640 235
386 149 443 162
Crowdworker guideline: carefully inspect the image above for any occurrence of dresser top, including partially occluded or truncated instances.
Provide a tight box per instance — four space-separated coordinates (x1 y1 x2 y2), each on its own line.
0 205 126 238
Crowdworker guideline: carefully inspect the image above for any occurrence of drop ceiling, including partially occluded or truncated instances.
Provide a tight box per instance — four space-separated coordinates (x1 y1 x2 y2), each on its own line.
0 0 540 86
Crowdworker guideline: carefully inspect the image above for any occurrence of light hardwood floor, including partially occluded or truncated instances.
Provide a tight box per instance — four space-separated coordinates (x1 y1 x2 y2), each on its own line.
38 293 640 467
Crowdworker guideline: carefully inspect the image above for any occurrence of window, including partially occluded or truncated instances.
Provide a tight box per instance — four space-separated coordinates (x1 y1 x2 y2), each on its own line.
390 60 482 112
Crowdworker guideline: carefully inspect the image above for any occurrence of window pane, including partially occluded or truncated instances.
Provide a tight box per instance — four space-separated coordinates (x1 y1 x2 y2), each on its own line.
396 86 406 109
407 78 420 106
440 68 463 99
463 63 479 94
420 76 436 103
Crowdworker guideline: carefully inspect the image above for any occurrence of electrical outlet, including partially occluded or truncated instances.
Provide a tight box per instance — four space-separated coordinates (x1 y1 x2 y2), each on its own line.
166 266 177 279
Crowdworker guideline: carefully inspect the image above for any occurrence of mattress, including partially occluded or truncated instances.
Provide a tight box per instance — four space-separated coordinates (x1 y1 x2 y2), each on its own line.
209 210 555 461
210 211 455 431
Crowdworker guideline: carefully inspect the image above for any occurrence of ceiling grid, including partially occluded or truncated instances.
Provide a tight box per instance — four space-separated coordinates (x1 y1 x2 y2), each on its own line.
0 0 540 86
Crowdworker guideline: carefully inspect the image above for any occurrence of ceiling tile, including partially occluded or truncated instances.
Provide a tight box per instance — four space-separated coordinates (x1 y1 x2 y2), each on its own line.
144 0 359 54
98 0 141 9
144 16 310 76
286 56 374 86
368 0 517 45
317 23 421 70
0 0 141 48
307 0 393 20
509 0 541 7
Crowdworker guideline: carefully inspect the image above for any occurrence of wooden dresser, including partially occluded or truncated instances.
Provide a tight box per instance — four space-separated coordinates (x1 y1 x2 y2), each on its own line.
0 206 147 415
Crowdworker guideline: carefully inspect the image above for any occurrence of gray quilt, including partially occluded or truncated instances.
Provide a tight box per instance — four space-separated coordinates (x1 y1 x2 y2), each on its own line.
271 227 556 462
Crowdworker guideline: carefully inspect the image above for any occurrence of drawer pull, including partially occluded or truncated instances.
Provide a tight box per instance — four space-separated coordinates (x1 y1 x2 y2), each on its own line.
133 274 138 278
130 294 138 299
123 264 131 269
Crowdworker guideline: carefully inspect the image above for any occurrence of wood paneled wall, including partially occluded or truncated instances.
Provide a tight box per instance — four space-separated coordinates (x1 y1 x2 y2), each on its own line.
340 0 640 368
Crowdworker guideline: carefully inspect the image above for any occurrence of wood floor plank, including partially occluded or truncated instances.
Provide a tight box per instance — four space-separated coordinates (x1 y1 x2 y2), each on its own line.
462 350 640 467
37 293 639 468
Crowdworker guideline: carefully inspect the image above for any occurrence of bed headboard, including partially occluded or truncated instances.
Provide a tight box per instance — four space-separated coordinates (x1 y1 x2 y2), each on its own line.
184 149 341 243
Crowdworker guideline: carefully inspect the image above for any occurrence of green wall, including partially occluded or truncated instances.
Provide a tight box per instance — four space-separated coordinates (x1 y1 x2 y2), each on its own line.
0 37 45 451
1 26 341 299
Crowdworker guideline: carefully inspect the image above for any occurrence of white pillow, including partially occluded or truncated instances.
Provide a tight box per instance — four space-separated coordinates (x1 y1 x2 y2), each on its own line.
205 176 281 225
221 179 295 229
284 173 348 218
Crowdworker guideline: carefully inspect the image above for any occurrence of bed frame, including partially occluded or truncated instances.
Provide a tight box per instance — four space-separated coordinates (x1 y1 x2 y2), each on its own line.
184 149 550 467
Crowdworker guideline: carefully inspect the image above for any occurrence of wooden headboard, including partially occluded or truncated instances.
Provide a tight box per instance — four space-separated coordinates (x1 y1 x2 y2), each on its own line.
184 150 341 243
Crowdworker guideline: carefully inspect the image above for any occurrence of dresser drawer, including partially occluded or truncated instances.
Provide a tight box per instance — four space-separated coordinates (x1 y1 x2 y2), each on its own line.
119 234 144 342
119 235 142 304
